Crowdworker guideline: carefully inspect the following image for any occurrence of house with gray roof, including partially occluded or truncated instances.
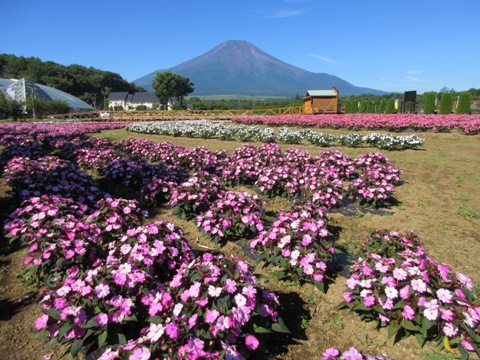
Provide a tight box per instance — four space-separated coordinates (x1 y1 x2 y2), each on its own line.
107 91 174 110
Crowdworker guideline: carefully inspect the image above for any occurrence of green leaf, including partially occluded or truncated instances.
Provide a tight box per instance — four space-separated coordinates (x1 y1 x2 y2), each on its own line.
98 330 108 348
47 308 61 321
117 332 127 345
82 318 100 329
415 332 426 347
70 338 84 358
387 321 401 341
58 322 72 339
352 302 368 312
272 318 290 334
253 325 272 334
401 319 418 332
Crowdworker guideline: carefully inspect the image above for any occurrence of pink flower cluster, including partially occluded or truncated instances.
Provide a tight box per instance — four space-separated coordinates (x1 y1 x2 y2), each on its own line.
232 114 480 135
341 229 480 356
169 171 226 219
250 201 333 291
197 191 265 244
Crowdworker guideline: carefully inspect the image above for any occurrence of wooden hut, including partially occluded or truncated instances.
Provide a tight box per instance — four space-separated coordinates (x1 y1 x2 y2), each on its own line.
303 87 339 114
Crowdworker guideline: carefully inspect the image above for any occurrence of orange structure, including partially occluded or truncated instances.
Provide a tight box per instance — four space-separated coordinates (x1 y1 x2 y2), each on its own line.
303 87 339 114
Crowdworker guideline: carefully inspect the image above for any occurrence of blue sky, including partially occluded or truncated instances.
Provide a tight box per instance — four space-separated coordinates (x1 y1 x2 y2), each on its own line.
2 0 479 94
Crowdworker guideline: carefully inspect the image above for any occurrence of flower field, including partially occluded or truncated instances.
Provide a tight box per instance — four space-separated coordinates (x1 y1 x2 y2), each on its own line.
0 118 479 360
231 114 480 135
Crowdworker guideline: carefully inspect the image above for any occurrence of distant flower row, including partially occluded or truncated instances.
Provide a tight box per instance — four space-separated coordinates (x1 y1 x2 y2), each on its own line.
231 114 480 135
126 121 425 150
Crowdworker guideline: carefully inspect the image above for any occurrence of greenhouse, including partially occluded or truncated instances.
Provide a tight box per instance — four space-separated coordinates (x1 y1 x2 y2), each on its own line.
0 78 93 111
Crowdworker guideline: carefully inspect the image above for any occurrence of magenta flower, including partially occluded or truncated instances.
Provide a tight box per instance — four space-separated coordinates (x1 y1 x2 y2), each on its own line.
245 334 259 350
165 322 179 339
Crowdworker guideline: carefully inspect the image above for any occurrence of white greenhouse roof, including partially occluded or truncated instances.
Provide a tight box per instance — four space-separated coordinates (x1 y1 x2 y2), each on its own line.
0 78 93 111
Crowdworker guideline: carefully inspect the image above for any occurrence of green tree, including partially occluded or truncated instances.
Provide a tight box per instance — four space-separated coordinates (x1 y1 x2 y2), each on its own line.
423 92 436 114
379 99 387 113
439 92 453 114
456 92 472 114
152 71 194 110
384 98 396 114
0 92 24 120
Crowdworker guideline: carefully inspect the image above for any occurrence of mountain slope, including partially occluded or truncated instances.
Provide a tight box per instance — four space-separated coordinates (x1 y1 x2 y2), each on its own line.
134 40 386 96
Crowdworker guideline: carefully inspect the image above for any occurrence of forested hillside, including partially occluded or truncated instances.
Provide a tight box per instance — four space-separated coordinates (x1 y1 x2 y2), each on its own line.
0 54 144 108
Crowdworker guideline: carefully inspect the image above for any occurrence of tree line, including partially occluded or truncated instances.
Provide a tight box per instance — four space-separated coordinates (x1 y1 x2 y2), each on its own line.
0 54 144 108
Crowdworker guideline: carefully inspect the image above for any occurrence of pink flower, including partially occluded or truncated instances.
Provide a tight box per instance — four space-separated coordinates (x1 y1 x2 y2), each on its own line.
443 322 458 337
402 305 415 320
147 323 165 343
411 279 427 293
343 292 353 303
393 267 408 280
95 283 110 299
129 347 150 360
385 286 398 299
165 322 179 339
456 272 473 291
437 288 453 304
245 335 259 350
95 313 108 327
224 279 237 294
423 299 439 321
322 347 340 360
205 309 220 324
208 285 222 297
340 347 363 360
363 295 375 307
35 314 49 330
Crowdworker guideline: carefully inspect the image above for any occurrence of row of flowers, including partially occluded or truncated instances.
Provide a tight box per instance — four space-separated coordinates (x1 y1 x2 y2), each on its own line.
125 121 425 150
340 229 480 358
231 114 480 135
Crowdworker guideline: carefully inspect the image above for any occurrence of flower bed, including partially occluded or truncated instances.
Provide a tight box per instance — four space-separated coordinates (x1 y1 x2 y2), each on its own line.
231 114 480 135
4 122 477 359
126 120 426 150
340 229 480 357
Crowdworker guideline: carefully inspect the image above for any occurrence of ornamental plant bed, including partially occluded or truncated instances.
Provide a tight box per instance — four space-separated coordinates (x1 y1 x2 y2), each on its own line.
0 122 479 360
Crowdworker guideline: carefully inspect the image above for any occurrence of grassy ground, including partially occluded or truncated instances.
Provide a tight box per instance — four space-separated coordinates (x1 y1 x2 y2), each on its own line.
1 126 479 359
